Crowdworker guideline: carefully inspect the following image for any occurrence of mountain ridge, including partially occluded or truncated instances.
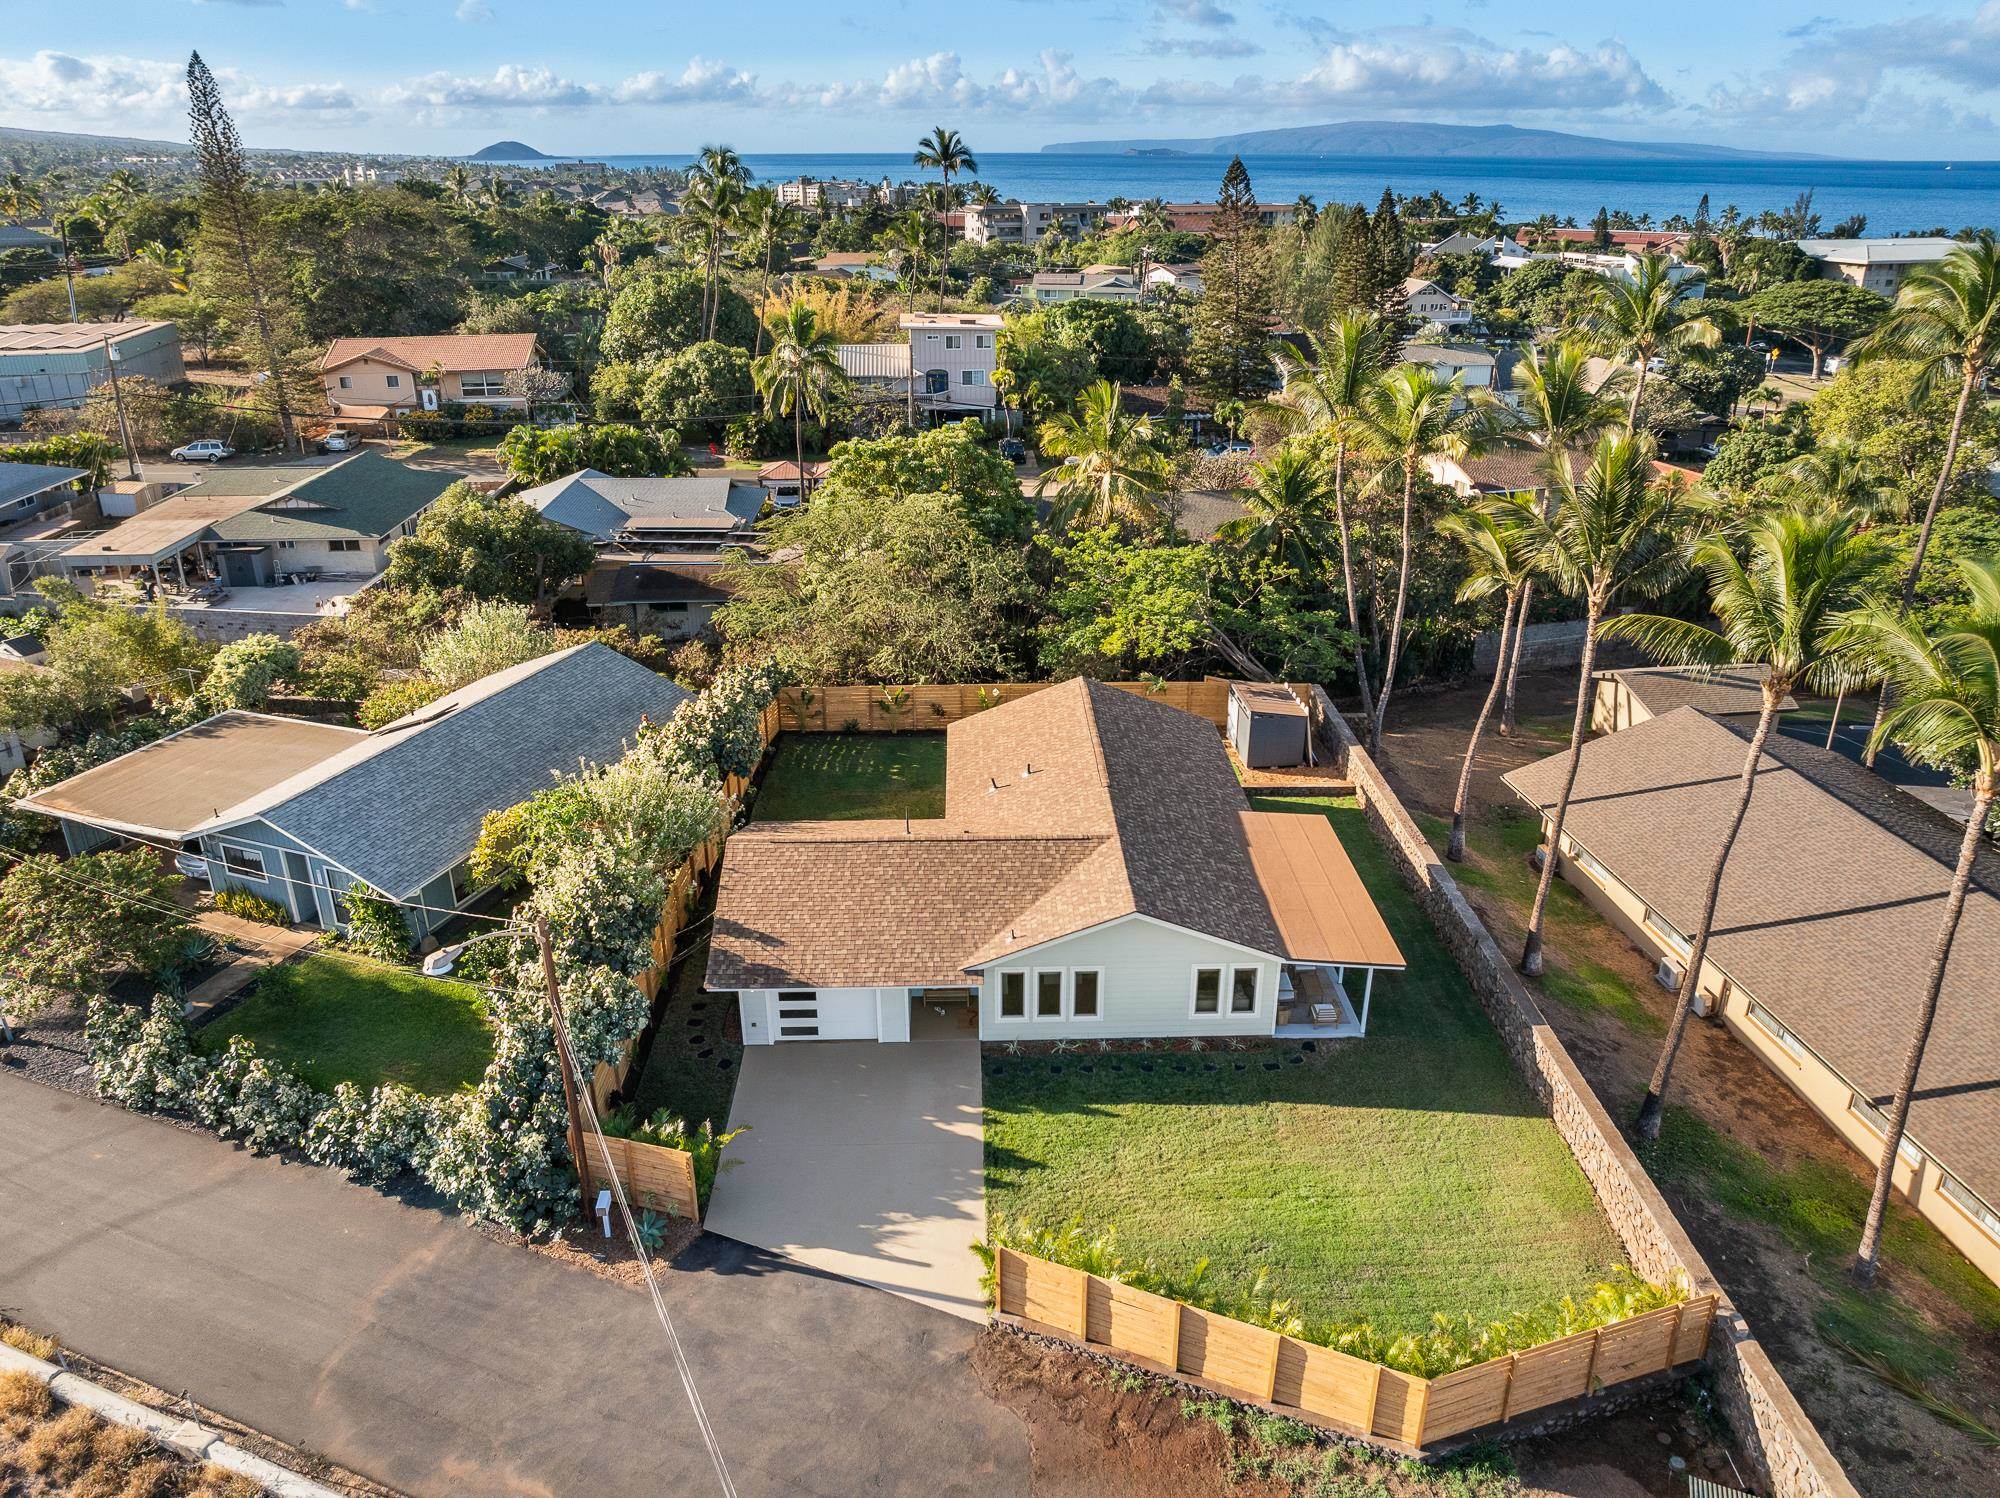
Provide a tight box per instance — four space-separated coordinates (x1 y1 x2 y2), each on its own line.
466 140 553 161
1041 121 1823 162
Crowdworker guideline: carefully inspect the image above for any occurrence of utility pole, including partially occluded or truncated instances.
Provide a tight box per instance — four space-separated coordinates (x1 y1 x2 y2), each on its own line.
534 914 595 1224
57 221 79 323
101 335 140 481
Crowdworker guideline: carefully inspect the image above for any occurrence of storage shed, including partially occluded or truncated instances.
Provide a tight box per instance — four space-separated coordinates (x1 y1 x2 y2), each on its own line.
1227 681 1309 769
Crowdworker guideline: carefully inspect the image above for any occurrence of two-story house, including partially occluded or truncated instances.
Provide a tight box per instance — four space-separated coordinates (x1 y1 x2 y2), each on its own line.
902 313 1003 416
319 334 542 420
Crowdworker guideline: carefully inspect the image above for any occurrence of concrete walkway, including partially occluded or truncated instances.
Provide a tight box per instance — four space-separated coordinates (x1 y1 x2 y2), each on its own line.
184 912 320 1019
0 1074 1030 1498
704 1035 987 1321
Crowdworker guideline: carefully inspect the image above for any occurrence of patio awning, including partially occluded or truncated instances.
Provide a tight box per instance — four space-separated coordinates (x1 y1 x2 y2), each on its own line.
1240 810 1406 970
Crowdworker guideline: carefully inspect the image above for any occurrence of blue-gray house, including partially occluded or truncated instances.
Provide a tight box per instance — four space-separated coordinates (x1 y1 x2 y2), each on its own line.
18 643 688 938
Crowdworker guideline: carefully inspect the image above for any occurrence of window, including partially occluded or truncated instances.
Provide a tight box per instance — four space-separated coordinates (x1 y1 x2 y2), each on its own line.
1747 999 1808 1063
1940 1173 2000 1242
1642 906 1692 960
998 971 1026 1019
1569 844 1613 888
1070 969 1101 1019
944 334 963 350
1848 1094 1923 1168
1230 966 1259 1014
337 375 352 390
925 333 940 343
329 539 362 553
217 844 266 880
277 540 296 550
385 374 401 388
1192 966 1222 1015
458 372 507 398
960 368 989 387
974 333 993 349
1035 970 1064 1018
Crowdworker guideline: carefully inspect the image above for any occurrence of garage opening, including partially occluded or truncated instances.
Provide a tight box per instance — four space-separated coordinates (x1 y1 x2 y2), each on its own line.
910 987 977 1041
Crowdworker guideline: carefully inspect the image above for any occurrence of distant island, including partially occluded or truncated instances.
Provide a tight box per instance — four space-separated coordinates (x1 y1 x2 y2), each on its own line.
1044 121 1820 162
466 140 553 162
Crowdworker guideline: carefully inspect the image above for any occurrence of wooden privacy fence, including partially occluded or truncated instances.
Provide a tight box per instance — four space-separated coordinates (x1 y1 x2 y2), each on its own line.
578 1129 701 1223
778 679 1235 733
995 1248 1718 1453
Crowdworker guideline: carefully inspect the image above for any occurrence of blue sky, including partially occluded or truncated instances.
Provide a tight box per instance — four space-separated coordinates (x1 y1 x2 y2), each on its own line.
4 1 1999 158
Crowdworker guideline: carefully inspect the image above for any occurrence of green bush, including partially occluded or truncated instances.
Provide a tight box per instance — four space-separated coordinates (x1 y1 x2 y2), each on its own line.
213 888 289 926
599 1105 747 1205
358 677 446 728
341 882 412 963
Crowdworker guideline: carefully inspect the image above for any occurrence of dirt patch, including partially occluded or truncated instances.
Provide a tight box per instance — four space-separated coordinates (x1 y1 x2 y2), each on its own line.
1376 667 2000 1498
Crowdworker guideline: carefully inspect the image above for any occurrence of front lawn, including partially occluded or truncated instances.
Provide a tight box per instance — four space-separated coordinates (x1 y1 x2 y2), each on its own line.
751 732 946 822
199 952 493 1095
983 795 1627 1336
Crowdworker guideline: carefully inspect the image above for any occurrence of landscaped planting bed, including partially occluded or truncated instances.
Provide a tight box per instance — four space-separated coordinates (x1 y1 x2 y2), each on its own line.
750 732 946 822
196 952 493 1095
626 923 741 1133
983 795 1628 1338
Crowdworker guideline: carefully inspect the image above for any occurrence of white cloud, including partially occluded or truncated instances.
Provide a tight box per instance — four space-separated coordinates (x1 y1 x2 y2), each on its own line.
774 50 1126 115
0 51 188 123
1281 29 1668 113
454 0 493 22
237 81 358 112
385 63 596 109
1143 36 1263 58
1154 0 1235 27
613 57 756 105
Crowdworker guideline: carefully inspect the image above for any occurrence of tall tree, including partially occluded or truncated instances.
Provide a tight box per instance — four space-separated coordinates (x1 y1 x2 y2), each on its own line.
1587 253 1720 431
737 186 801 358
1034 380 1173 529
1601 506 1888 1139
1590 206 1612 252
1436 498 1540 862
752 302 846 501
1268 311 1393 723
1189 157 1275 400
1368 188 1413 319
913 126 976 310
186 52 303 454
1216 445 1330 573
1511 434 1688 976
1835 556 2000 1285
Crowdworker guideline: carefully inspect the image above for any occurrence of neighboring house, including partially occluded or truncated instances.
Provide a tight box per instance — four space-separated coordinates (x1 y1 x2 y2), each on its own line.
1591 665 1794 734
1401 343 1502 402
1025 267 1144 304
1119 382 1214 440
0 225 58 254
962 201 1106 245
707 678 1404 1045
479 253 566 284
811 252 899 282
18 643 689 940
1402 276 1474 328
1425 443 1588 500
579 554 735 639
1419 232 1530 261
1503 706 2000 1286
0 461 89 525
0 321 185 422
319 333 541 420
755 461 826 502
836 341 914 387
1146 263 1204 296
903 313 1003 414
1102 202 1296 233
1797 237 1961 297
518 469 763 550
57 451 451 593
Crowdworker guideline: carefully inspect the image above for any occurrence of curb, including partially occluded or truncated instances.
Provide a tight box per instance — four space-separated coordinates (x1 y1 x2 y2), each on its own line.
0 1342 347 1498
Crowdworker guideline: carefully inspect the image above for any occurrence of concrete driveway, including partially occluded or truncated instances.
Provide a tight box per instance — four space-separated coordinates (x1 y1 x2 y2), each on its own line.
703 1036 987 1321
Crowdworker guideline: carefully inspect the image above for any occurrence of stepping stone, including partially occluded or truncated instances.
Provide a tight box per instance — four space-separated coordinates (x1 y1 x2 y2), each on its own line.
1263 1060 1280 1070
1288 1053 1304 1065
1301 1040 1317 1053
1078 1064 1094 1074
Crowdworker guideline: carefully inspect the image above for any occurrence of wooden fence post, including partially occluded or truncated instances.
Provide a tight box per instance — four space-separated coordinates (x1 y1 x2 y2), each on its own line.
1166 1303 1184 1373
1582 1326 1604 1396
1363 1360 1384 1437
1497 1353 1519 1423
1662 1300 1688 1373
1411 1379 1433 1446
1262 1334 1280 1401
1075 1268 1091 1339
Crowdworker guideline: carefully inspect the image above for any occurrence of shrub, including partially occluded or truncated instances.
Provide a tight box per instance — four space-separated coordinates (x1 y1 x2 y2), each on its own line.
357 677 445 728
198 633 299 711
417 600 555 691
212 888 288 926
341 882 412 963
599 1106 746 1204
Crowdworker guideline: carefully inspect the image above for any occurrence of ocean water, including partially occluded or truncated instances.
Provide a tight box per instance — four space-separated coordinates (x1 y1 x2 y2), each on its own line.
507 151 2000 235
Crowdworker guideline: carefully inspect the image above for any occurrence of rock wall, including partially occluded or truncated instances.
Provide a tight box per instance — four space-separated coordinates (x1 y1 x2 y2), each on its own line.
1303 685 1859 1498
1473 617 1591 674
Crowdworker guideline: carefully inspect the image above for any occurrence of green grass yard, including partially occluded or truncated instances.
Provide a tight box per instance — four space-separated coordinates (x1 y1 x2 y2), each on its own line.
199 952 493 1095
751 732 947 822
983 794 1629 1336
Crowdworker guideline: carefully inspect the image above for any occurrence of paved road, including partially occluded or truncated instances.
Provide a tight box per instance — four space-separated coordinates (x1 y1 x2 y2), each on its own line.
0 1075 1032 1498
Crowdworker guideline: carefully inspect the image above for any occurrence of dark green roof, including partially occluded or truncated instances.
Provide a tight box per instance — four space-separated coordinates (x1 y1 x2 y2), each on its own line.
192 452 454 543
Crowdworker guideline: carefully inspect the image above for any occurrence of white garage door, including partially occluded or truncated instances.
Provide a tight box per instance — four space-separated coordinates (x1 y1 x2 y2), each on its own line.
774 989 880 1042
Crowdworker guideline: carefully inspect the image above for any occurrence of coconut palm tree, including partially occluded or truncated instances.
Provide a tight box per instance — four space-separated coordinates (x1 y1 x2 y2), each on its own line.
1850 234 2000 760
966 182 1000 208
1217 445 1331 573
1512 434 1690 976
1268 311 1394 725
737 186 801 359
1436 497 1541 862
442 163 476 209
1358 362 1499 755
1034 380 1173 529
1781 443 1899 520
752 302 846 502
687 146 749 338
885 211 930 320
1601 506 1889 1138
0 171 40 219
1498 340 1632 734
1835 555 2000 1285
913 126 976 308
1586 253 1720 431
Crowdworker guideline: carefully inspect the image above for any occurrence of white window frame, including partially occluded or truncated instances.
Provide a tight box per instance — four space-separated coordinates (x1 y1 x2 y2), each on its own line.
960 368 988 387
1939 1173 2000 1242
457 371 507 398
1642 905 1692 961
1068 968 1103 1021
219 843 266 880
996 970 1027 1021
974 333 993 349
1747 999 1807 1064
1228 964 1261 1016
329 538 362 552
337 375 352 390
944 333 963 350
1190 965 1223 1017
1848 1093 1923 1169
385 374 401 388
1569 843 1613 888
1032 968 1066 1020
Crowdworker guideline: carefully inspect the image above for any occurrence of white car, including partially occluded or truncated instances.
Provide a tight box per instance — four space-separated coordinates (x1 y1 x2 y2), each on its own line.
317 428 355 454
170 439 235 463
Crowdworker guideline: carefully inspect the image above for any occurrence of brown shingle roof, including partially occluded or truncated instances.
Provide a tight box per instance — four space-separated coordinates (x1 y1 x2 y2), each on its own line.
319 334 539 374
1604 665 1796 719
1503 706 2000 1207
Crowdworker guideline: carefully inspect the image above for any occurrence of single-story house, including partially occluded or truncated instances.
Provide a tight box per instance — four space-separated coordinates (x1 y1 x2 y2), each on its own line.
754 461 826 504
811 252 898 283
1025 268 1145 304
0 461 89 525
1425 443 1592 501
579 554 735 639
1146 263 1204 296
1503 706 2000 1285
319 333 541 420
707 678 1404 1044
0 321 186 421
1592 665 1794 734
18 643 689 939
518 469 764 551
56 451 451 597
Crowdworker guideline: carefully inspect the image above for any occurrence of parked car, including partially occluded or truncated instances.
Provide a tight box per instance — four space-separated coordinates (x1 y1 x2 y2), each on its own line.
173 848 209 879
1645 356 1669 373
316 428 355 454
170 439 234 463
1204 439 1253 457
997 437 1027 464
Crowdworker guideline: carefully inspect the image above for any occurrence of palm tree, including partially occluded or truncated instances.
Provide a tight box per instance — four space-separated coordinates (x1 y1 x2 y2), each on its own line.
1499 340 1631 734
480 174 512 210
1135 199 1170 237
0 171 39 219
1850 234 2000 760
1217 445 1330 572
885 211 930 320
966 182 1000 208
1034 380 1173 529
914 126 976 309
442 163 476 209
1358 362 1498 755
1268 311 1394 726
1835 556 2000 1285
1601 506 1889 1138
1782 443 1898 521
1513 434 1689 975
1436 497 1541 862
752 302 846 502
687 146 748 339
1586 253 1720 431
738 187 801 359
